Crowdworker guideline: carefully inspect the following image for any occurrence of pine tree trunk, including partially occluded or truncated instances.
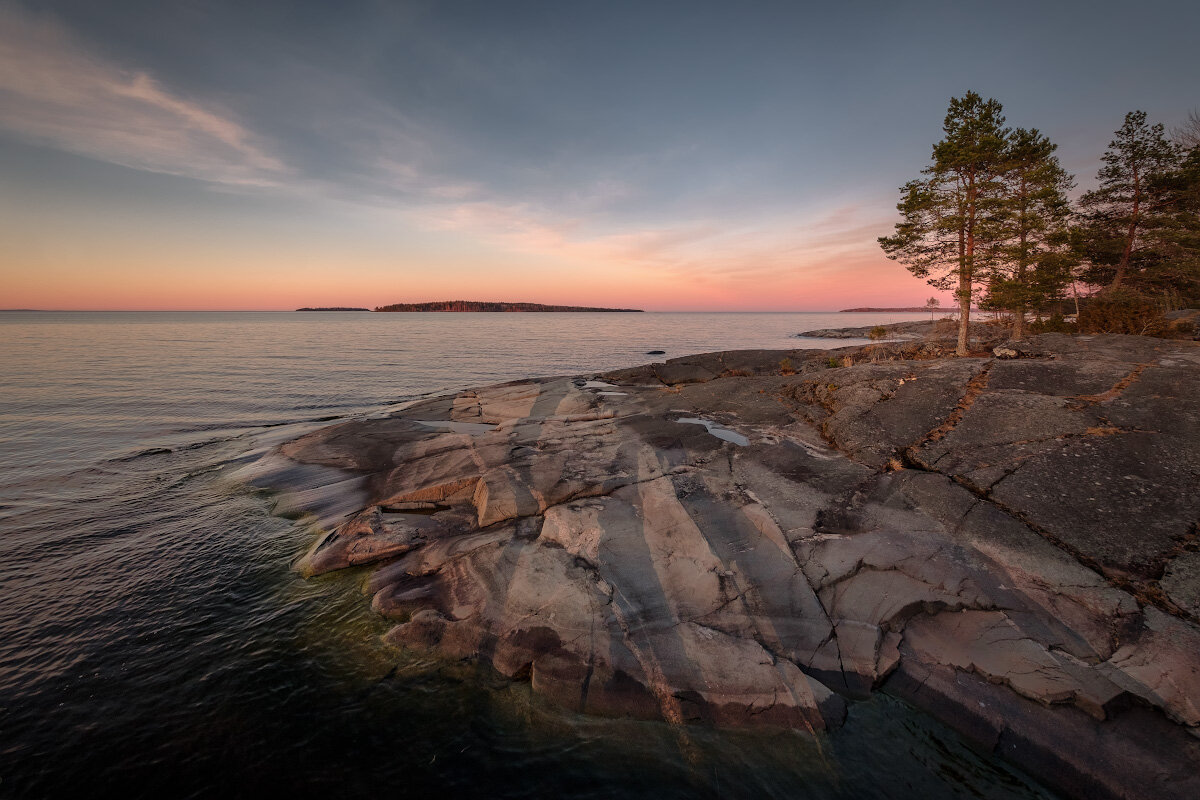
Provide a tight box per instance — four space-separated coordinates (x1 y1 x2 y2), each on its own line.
957 276 971 356
1013 180 1028 341
1112 166 1140 290
959 170 975 357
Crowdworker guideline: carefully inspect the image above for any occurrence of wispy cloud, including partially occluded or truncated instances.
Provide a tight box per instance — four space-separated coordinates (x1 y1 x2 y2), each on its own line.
0 5 286 186
410 197 892 293
0 4 897 304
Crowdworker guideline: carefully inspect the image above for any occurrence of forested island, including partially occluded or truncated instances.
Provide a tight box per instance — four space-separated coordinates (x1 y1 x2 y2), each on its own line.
373 301 643 312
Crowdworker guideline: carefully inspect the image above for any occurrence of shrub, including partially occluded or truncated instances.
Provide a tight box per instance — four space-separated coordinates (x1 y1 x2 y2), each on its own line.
1029 311 1076 334
932 318 959 336
824 356 840 368
1078 290 1167 335
868 326 888 340
779 358 795 375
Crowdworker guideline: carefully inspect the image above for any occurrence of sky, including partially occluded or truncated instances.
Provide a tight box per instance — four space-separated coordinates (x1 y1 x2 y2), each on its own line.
1 0 1198 311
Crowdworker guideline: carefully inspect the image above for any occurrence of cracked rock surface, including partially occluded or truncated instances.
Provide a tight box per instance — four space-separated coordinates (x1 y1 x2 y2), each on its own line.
256 333 1200 800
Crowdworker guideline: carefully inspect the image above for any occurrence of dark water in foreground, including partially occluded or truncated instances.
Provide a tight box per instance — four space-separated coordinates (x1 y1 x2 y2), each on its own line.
0 312 1056 799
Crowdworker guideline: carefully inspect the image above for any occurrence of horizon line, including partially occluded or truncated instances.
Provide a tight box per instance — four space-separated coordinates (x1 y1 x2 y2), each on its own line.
0 308 963 314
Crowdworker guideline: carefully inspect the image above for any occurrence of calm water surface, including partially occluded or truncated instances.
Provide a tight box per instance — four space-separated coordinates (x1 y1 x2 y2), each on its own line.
0 312 1055 799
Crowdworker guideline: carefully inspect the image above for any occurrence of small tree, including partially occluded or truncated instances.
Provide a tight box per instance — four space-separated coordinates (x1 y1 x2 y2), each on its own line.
880 92 1010 355
924 297 940 320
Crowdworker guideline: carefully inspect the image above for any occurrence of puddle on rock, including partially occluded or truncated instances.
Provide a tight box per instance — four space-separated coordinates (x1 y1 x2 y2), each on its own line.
675 417 750 447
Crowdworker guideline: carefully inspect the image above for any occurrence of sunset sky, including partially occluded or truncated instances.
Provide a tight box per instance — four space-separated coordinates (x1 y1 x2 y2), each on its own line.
2 0 1198 311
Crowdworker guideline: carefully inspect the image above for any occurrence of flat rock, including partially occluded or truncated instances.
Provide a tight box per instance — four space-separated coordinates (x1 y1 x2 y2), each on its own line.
797 319 1003 343
1162 551 1200 615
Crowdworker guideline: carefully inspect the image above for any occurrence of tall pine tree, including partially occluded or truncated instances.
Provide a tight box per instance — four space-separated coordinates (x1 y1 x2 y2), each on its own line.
1077 111 1180 290
985 128 1075 339
880 92 1010 355
1144 141 1200 302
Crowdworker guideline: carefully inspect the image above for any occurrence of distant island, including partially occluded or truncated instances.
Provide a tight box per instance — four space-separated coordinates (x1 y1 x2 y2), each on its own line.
296 307 369 311
373 301 643 312
839 306 956 313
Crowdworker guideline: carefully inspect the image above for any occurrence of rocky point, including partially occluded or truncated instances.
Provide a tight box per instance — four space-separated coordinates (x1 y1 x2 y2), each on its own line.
250 332 1200 800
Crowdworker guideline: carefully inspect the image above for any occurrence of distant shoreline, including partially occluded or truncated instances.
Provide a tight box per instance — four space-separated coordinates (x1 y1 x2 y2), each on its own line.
4 308 963 314
839 306 960 313
372 301 643 313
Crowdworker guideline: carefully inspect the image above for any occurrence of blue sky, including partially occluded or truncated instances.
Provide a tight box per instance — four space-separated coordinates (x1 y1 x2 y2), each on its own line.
2 0 1197 309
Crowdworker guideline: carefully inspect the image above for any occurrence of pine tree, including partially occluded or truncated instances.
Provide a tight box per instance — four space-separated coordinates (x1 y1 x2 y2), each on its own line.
880 92 1010 355
984 128 1075 339
1077 111 1181 290
1144 142 1200 302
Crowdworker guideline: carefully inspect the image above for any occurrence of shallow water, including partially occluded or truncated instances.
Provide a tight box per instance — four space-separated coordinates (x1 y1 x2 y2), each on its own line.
0 311 1055 799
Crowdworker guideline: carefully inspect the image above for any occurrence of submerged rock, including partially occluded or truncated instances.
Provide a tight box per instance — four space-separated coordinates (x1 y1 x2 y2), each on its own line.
261 334 1200 800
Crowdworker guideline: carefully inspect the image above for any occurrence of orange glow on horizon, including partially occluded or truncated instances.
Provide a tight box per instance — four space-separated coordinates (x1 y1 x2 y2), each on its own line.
2 171 948 311
1 255 948 312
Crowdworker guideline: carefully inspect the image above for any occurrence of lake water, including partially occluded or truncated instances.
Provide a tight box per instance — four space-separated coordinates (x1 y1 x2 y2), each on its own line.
0 311 1055 799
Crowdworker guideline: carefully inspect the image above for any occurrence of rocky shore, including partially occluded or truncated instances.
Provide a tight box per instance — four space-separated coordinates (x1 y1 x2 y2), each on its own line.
254 332 1200 800
796 318 1001 341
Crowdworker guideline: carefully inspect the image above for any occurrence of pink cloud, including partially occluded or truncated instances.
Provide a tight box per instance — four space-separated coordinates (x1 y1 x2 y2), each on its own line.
402 198 936 309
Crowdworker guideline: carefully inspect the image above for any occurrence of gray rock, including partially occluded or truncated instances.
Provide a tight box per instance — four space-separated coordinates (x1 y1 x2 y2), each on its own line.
1163 308 1199 339
259 333 1200 800
993 339 1050 358
1161 551 1200 619
798 319 1003 343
